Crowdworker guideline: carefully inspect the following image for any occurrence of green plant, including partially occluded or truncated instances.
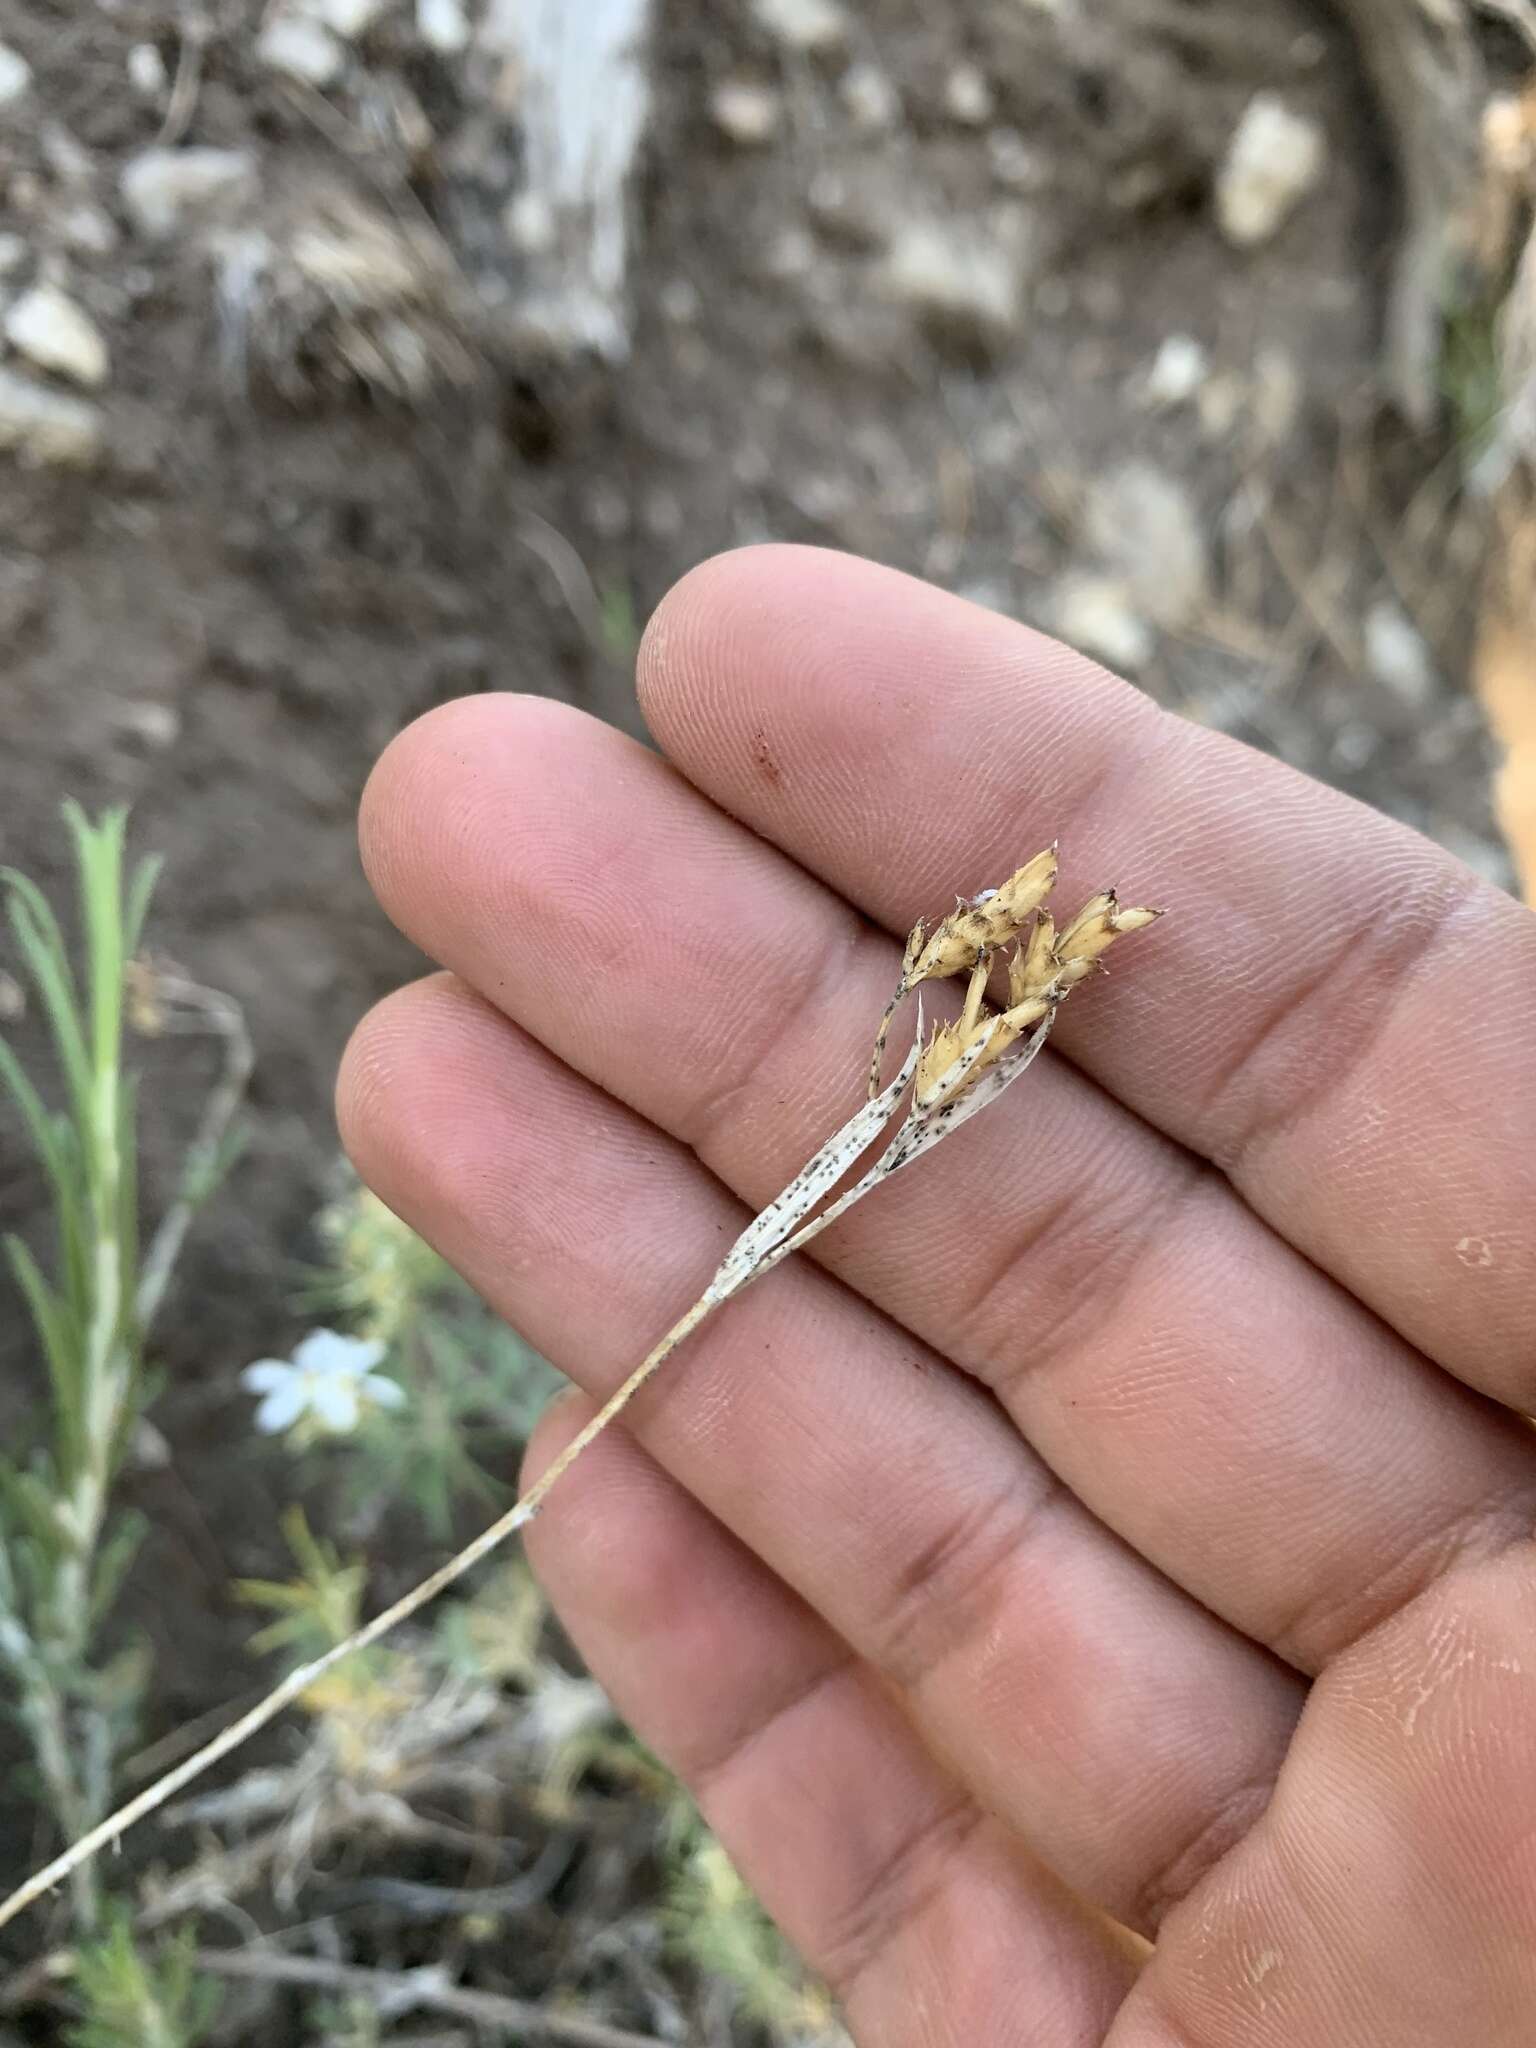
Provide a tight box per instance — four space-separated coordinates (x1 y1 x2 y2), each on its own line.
1440 286 1505 463
665 1824 844 2044
307 1182 561 1539
0 805 247 1937
236 1506 368 1666
0 808 161 1930
67 1913 220 2048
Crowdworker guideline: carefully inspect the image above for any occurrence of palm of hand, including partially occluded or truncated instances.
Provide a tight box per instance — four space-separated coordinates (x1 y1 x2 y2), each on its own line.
343 547 1536 2047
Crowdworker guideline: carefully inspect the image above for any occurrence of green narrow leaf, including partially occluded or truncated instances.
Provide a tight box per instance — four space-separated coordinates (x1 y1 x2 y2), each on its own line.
117 1071 140 1328
0 867 81 1013
123 851 162 960
0 1033 69 1195
3 888 91 1131
64 801 128 1085
52 1119 91 1337
4 1236 84 1478
0 1459 68 1559
88 1513 146 1632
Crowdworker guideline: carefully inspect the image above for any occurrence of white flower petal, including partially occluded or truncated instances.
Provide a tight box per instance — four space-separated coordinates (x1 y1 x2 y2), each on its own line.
361 1372 406 1411
310 1373 361 1434
255 1378 309 1434
241 1360 293 1393
293 1327 386 1379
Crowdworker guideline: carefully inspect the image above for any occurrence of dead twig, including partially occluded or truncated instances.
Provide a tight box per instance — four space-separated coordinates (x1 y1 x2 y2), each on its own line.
192 1948 668 2048
153 8 205 150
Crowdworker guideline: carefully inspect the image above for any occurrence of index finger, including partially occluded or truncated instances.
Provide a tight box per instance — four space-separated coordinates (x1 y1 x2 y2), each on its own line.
638 545 1536 1413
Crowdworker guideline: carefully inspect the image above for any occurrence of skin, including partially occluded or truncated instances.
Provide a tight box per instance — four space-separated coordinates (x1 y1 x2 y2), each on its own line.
339 545 1536 2046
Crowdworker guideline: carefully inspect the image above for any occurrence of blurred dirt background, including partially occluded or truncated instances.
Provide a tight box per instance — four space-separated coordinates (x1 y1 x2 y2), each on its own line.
1 0 1534 2038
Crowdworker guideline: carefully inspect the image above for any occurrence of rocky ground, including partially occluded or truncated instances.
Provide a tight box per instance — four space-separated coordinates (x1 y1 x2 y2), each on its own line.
0 0 1527 2036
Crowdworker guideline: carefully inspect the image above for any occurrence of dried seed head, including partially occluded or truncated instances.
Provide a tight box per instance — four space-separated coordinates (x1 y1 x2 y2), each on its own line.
1009 913 1058 1007
905 846 1058 987
914 986 1058 1113
876 854 1160 1111
999 992 1052 1034
914 1014 1002 1113
1055 892 1162 967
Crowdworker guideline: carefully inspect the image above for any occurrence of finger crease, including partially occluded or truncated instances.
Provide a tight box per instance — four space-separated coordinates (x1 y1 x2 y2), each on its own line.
1207 864 1486 1180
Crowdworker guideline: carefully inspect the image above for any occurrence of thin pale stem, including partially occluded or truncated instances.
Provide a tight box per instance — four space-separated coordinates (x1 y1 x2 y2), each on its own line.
865 983 905 1100
0 1293 715 1936
0 960 1095 1937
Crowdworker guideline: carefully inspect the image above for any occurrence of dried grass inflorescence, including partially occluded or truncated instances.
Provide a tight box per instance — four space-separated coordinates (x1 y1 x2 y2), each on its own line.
0 849 1159 1939
870 850 1160 1111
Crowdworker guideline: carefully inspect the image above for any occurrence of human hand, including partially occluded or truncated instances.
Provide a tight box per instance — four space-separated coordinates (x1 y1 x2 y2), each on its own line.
341 546 1536 2046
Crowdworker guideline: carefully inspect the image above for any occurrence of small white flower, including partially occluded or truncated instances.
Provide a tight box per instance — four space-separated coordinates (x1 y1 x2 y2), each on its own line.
242 1329 405 1438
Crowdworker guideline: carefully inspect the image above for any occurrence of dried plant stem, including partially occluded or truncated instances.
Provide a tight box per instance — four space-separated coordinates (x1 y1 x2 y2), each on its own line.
866 987 902 1099
0 1297 712 1937
192 1946 667 2047
0 852 1159 1940
0 1049 929 1934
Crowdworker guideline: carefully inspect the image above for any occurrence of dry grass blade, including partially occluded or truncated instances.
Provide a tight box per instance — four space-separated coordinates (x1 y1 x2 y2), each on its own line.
0 854 1159 1938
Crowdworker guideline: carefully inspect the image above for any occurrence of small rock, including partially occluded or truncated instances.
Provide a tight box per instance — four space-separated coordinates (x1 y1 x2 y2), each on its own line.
879 217 1025 353
710 79 781 146
1053 575 1155 672
41 123 93 189
0 234 27 277
988 126 1048 191
1085 463 1208 628
753 0 847 53
60 203 120 257
840 62 899 133
1331 721 1378 771
0 42 31 106
308 0 392 35
1364 598 1437 708
258 12 345 86
0 367 103 467
0 970 23 1022
4 285 110 390
127 42 167 96
110 699 183 750
1142 333 1208 410
129 1419 173 1472
1217 93 1325 247
120 147 257 240
416 0 469 53
943 62 993 126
